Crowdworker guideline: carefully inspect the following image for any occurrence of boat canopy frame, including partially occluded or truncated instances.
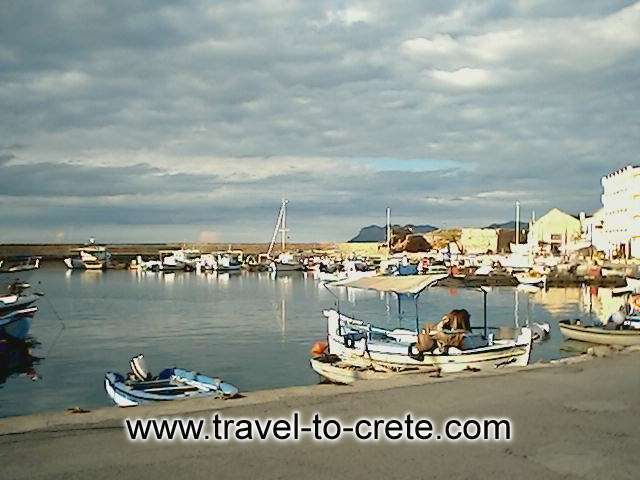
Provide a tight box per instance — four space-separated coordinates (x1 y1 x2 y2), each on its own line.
324 274 491 337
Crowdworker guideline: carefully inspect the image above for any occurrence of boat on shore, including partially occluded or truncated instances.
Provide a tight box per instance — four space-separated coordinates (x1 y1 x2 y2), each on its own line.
104 355 239 407
558 319 640 346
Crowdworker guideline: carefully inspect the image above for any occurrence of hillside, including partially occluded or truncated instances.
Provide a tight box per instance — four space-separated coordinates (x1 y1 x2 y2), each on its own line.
348 224 437 243
485 221 529 231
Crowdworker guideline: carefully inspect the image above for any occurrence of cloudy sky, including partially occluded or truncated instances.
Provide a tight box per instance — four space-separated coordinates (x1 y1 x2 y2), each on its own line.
1 0 637 243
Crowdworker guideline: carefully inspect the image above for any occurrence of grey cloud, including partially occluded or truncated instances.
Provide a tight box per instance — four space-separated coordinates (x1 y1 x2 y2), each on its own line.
0 1 637 241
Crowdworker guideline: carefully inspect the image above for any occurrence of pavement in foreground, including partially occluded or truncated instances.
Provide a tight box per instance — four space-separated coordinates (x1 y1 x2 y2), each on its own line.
1 353 639 480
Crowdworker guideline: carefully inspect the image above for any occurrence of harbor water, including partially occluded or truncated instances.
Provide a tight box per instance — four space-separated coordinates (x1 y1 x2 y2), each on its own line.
0 266 621 418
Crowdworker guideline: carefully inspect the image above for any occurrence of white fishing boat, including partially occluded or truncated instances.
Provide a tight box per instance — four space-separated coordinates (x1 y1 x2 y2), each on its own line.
559 319 640 346
312 275 533 377
64 240 111 270
264 199 304 272
515 271 547 286
317 260 377 283
626 276 640 293
155 249 201 272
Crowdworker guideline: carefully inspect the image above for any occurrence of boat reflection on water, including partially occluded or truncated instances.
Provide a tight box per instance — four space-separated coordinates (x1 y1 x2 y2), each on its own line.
0 337 42 385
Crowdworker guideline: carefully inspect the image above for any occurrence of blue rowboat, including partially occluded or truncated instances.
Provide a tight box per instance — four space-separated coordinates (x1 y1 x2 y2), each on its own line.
0 306 38 340
104 356 239 407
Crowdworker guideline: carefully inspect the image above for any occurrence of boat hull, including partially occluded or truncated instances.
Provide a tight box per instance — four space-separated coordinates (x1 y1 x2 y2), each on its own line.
515 273 547 286
559 321 640 346
0 307 37 340
310 357 439 384
273 262 303 272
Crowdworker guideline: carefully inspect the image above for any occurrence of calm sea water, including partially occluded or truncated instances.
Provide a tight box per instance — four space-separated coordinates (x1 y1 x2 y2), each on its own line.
0 266 619 418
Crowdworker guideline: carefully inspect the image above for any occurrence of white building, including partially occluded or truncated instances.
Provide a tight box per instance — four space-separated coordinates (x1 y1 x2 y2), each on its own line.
601 165 640 258
581 208 607 253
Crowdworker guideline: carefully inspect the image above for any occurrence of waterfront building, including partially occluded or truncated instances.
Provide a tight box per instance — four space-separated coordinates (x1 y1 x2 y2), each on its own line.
581 208 607 253
527 208 582 253
459 228 499 254
601 165 640 258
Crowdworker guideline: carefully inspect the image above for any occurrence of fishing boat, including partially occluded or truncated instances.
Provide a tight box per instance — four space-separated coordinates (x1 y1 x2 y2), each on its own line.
64 240 111 270
558 319 640 346
1 307 38 340
158 249 201 272
264 199 304 272
104 355 239 407
316 260 377 283
311 275 533 377
0 257 40 273
515 271 547 286
626 276 640 293
211 252 243 272
0 281 39 316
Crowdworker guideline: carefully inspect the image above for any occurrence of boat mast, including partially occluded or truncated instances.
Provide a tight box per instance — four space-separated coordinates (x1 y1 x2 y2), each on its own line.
281 198 288 250
386 207 391 258
267 198 289 258
515 200 521 246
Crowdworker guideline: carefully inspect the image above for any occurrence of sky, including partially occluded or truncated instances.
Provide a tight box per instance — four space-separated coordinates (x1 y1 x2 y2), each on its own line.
1 0 638 243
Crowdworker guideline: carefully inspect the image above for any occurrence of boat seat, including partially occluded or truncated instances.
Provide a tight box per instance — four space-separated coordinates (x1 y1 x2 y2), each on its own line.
144 385 199 392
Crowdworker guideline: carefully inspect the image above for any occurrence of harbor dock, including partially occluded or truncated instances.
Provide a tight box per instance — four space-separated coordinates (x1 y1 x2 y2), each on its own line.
1 350 638 479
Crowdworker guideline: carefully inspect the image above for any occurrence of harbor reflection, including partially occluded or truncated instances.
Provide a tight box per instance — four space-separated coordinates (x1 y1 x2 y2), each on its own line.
0 337 41 386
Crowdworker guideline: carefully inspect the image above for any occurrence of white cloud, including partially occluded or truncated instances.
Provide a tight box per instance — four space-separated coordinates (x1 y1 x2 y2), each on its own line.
429 67 497 89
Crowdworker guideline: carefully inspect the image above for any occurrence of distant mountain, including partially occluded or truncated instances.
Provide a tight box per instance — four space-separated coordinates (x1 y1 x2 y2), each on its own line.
485 221 529 231
348 224 438 243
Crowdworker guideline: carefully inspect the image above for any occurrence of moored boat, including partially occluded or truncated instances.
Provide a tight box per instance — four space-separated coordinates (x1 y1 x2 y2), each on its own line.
515 271 547 286
0 306 38 340
322 309 533 374
313 275 533 376
626 276 640 293
558 319 640 346
104 355 239 407
309 355 439 385
64 240 111 270
0 257 40 273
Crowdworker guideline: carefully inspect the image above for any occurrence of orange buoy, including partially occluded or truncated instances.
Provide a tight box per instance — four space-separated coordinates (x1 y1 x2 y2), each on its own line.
310 340 328 357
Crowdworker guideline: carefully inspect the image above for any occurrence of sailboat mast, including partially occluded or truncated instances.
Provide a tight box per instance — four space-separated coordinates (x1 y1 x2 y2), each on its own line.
267 201 284 258
515 200 521 246
281 199 287 250
386 207 391 258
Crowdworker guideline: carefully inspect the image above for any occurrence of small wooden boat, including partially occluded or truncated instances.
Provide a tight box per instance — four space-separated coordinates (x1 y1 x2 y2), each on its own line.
104 355 239 407
310 355 439 385
558 319 640 346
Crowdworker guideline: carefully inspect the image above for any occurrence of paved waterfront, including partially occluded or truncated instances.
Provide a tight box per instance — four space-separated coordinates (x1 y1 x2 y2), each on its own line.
1 352 639 480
